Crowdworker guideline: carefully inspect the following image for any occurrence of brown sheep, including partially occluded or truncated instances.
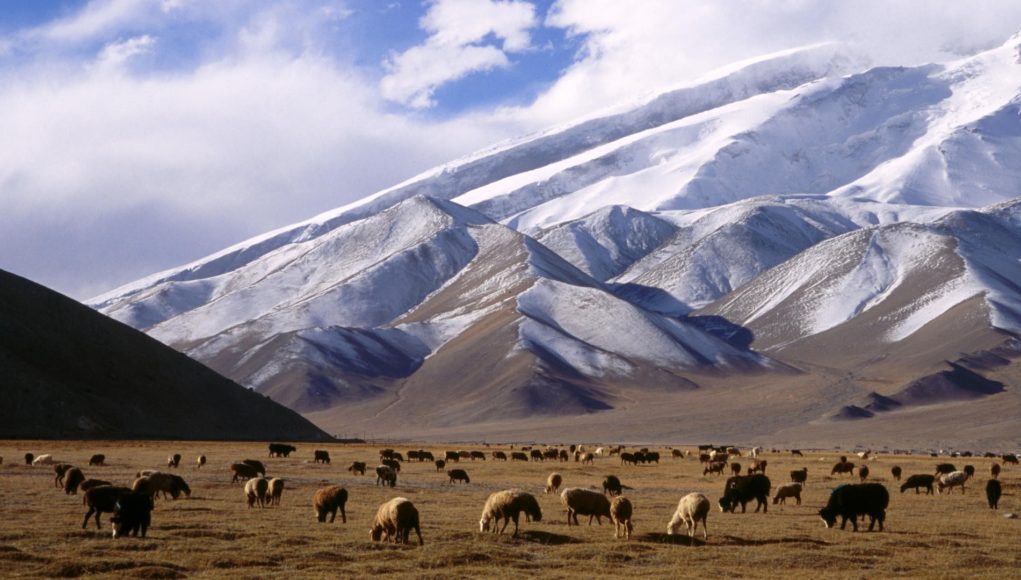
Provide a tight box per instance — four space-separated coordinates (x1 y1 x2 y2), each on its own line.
749 459 768 474
831 461 855 476
78 479 111 494
491 451 508 460
603 475 623 496
479 489 542 537
54 463 75 488
231 462 260 484
88 454 105 466
704 461 727 476
790 467 808 485
731 462 742 476
991 464 1001 479
858 465 870 482
772 483 802 505
167 454 181 468
370 497 423 545
561 488 611 526
134 473 191 500
447 469 470 484
347 461 367 476
434 459 446 472
891 466 902 481
63 468 86 495
313 485 348 523
545 473 562 495
81 485 133 529
610 496 634 540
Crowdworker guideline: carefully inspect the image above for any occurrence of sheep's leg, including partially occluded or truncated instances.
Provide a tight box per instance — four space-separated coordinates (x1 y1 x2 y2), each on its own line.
702 517 708 540
499 516 510 535
511 515 520 538
327 508 335 523
82 508 94 529
340 505 346 524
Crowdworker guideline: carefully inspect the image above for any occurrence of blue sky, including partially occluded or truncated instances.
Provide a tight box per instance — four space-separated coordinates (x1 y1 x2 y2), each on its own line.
4 0 1021 299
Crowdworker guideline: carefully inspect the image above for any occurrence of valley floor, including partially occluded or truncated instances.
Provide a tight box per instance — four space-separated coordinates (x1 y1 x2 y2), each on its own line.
0 440 1017 578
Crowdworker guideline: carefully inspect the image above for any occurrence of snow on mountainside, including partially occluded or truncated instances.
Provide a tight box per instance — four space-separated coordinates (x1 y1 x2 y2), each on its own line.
89 36 1021 441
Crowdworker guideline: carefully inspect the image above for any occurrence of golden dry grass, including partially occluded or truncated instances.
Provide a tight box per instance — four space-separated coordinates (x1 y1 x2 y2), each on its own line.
0 440 1018 579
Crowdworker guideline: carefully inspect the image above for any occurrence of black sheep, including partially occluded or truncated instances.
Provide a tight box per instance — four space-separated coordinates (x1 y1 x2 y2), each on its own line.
900 474 935 495
986 480 1002 509
718 474 771 513
819 483 889 532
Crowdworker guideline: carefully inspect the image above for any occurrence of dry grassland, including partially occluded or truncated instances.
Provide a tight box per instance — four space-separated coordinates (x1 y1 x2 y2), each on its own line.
0 440 1018 579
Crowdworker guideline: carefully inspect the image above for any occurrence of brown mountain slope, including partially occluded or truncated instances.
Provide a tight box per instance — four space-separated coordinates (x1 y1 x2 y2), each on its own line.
0 269 331 441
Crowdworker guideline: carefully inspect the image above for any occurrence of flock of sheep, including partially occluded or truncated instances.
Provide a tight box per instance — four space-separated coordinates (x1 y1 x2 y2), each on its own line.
10 444 1015 546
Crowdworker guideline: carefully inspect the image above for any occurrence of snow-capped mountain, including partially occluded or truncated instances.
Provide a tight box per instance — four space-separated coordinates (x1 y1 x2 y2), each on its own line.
90 37 1021 445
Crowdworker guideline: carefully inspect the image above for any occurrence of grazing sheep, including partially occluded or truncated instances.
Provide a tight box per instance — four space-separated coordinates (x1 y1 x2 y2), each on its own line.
24 453 34 465
447 469 470 484
245 477 269 508
819 483 889 532
963 465 975 478
667 493 710 540
434 459 446 471
986 480 1002 509
608 446 622 456
749 459 768 474
858 465 870 482
314 450 331 464
511 452 528 462
88 454 105 466
672 449 684 459
147 473 190 500
891 466 902 481
900 474 935 495
231 462 261 484
110 492 154 539
1003 454 1019 465
730 462 742 476
445 451 460 462
934 463 957 475
33 454 55 466
773 483 802 505
704 461 727 476
610 496 634 540
196 455 206 469
78 479 111 493
167 454 181 468
561 488 611 526
791 449 804 457
347 461 367 475
937 471 969 494
470 451 486 461
545 473 562 495
376 465 397 488
313 485 348 523
242 459 267 476
479 489 543 537
603 475 623 496
991 464 1001 479
382 458 401 473
531 450 545 462
831 461 855 476
559 450 570 462
580 452 595 465
790 468 808 485
370 497 423 545
719 474 771 514
458 451 471 460
267 478 285 506
698 453 711 464
54 464 74 488
63 468 86 495
492 451 508 461
620 453 638 466
418 451 434 462
82 486 134 529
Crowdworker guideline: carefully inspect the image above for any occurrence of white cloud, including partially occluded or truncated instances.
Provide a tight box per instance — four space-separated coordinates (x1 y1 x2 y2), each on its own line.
95 35 157 70
380 0 537 108
515 0 1021 125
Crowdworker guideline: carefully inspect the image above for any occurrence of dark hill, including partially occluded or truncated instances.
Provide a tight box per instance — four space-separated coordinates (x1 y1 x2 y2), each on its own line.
0 269 331 441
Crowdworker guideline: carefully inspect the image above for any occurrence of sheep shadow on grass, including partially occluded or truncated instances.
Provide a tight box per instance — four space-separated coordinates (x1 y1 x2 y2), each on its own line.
518 530 580 545
640 533 706 546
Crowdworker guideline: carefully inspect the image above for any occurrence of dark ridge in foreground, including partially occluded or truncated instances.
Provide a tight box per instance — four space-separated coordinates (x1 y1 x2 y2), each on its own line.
0 269 332 441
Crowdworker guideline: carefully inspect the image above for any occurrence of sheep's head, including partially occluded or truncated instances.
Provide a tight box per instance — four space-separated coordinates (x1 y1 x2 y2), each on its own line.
818 507 837 528
370 525 384 542
479 517 490 532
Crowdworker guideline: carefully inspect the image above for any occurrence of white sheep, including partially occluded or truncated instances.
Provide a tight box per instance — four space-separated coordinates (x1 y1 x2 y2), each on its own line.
479 489 543 537
545 472 562 495
667 492 710 540
610 496 634 540
772 482 802 505
561 488 611 526
245 477 269 508
937 471 969 494
267 478 285 506
370 497 422 545
32 454 55 466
